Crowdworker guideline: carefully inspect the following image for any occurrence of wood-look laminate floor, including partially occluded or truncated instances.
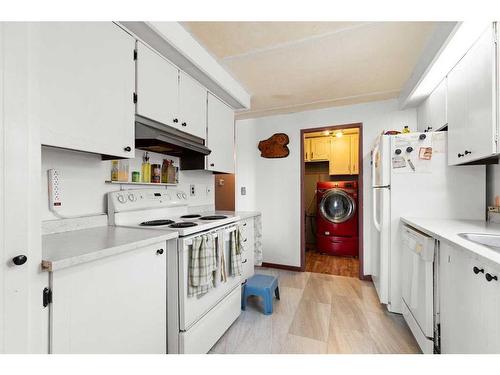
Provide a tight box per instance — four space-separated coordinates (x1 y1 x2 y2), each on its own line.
305 249 360 278
209 268 420 354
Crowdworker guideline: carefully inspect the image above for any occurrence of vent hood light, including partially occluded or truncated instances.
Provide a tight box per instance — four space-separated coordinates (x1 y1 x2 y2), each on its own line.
409 21 491 104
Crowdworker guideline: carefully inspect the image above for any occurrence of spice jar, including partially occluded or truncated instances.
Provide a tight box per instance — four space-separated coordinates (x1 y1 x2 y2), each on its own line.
151 164 161 183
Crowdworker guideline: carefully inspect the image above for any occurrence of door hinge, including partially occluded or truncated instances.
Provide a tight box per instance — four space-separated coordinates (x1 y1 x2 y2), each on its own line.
133 92 137 104
133 49 137 60
43 287 52 307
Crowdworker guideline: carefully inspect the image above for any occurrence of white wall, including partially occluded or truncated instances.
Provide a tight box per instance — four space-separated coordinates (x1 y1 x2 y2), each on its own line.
235 99 417 272
41 147 215 221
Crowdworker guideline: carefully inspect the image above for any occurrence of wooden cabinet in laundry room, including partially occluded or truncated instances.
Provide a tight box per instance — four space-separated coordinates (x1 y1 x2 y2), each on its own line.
329 133 359 175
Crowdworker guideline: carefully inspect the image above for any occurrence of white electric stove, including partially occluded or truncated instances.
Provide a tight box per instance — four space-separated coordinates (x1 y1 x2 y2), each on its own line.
107 188 243 354
108 188 240 236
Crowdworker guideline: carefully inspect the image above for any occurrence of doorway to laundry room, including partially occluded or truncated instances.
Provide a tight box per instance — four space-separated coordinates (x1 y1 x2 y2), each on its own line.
300 123 363 279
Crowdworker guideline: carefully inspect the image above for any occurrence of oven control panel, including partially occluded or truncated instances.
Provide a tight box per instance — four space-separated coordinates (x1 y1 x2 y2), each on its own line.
108 188 188 213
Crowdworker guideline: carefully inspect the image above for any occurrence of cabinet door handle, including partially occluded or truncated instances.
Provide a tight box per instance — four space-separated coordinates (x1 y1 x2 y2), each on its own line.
210 163 215 167
244 238 248 242
464 150 472 155
156 249 164 255
242 259 248 264
485 273 498 282
181 122 187 127
12 254 27 266
305 152 308 160
457 153 464 158
473 266 484 274
123 146 132 152
173 118 179 123
243 223 247 226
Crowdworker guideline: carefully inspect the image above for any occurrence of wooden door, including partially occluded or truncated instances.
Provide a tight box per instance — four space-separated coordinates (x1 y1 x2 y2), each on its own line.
350 133 359 175
329 135 351 175
207 93 235 173
178 72 207 140
50 242 168 354
1 23 47 353
215 174 235 211
33 22 136 159
136 41 179 129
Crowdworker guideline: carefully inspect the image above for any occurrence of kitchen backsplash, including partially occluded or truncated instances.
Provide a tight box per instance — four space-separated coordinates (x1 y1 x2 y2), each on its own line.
41 146 215 221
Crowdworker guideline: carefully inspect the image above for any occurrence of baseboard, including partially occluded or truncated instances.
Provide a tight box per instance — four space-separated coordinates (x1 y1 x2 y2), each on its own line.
260 262 302 272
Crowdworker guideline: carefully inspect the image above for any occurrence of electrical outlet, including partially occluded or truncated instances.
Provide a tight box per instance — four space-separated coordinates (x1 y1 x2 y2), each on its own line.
48 169 62 208
190 184 196 196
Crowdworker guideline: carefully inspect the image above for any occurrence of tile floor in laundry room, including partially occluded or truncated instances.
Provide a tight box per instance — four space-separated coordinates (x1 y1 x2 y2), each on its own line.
210 268 420 354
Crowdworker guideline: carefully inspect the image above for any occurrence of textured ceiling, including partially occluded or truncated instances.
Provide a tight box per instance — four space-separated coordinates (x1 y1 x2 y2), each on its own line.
181 22 436 119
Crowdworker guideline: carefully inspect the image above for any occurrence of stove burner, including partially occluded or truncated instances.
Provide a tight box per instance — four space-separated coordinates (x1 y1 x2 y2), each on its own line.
169 222 198 228
180 214 202 219
140 219 175 226
199 215 228 221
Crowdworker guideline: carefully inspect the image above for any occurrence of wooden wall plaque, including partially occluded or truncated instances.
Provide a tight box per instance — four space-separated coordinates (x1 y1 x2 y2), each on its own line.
258 133 290 158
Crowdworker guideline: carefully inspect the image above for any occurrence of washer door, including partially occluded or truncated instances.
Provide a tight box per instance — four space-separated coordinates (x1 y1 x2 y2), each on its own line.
319 189 356 223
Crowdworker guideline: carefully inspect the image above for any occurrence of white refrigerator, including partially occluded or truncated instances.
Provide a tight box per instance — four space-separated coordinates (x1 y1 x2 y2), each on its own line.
370 131 485 313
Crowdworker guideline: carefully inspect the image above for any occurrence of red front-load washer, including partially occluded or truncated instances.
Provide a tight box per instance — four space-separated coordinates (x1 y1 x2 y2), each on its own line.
316 181 358 257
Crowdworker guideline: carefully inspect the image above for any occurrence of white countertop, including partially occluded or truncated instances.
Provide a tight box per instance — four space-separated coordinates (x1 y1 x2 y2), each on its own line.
42 226 178 271
401 217 500 265
215 211 261 220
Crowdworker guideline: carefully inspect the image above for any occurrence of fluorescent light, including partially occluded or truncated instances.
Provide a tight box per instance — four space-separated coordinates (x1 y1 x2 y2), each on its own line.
410 21 491 103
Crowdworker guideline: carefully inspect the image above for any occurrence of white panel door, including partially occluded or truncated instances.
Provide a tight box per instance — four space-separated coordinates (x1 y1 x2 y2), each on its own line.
447 26 496 165
50 242 167 354
440 242 488 353
178 72 207 139
1 23 46 353
207 93 235 173
32 22 136 158
136 41 180 129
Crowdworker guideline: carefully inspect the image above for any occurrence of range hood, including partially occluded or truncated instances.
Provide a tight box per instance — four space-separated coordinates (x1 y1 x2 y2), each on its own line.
135 115 210 170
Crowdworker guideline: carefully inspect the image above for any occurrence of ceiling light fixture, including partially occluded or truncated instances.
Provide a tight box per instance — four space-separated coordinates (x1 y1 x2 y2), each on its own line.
407 21 491 105
335 131 343 138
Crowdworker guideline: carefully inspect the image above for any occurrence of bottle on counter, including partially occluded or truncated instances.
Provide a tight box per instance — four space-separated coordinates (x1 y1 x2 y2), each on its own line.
111 160 119 181
117 160 129 182
161 160 169 184
151 163 161 183
402 125 410 134
131 171 140 182
141 152 151 183
167 160 176 183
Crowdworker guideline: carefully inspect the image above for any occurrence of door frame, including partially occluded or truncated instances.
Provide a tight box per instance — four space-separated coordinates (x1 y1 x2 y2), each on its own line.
300 122 365 279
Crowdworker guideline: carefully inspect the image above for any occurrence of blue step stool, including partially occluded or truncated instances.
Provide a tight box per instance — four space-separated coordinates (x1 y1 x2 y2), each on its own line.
241 274 280 315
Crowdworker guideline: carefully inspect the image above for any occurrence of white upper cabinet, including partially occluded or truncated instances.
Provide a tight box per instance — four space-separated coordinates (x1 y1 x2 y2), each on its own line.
33 23 136 159
207 93 235 174
136 41 179 129
178 72 208 140
417 78 447 133
447 25 496 166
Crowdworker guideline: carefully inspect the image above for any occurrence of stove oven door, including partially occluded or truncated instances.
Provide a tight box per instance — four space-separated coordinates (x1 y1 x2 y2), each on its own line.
178 225 242 331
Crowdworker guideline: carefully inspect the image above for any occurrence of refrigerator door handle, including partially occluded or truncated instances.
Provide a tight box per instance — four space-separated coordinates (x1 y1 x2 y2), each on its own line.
373 188 381 232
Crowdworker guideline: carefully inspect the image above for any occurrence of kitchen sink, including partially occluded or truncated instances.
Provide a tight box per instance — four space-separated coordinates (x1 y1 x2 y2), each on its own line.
458 233 500 250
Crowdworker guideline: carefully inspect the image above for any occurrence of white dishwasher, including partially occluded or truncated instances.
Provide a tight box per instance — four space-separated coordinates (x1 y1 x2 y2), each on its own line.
401 224 436 354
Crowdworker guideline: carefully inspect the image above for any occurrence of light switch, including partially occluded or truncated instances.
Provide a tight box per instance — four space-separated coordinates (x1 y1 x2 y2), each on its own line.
241 187 246 196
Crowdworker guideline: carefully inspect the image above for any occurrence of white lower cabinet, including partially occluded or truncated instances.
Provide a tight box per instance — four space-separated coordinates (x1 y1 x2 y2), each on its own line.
49 242 168 354
439 241 500 353
239 217 255 281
